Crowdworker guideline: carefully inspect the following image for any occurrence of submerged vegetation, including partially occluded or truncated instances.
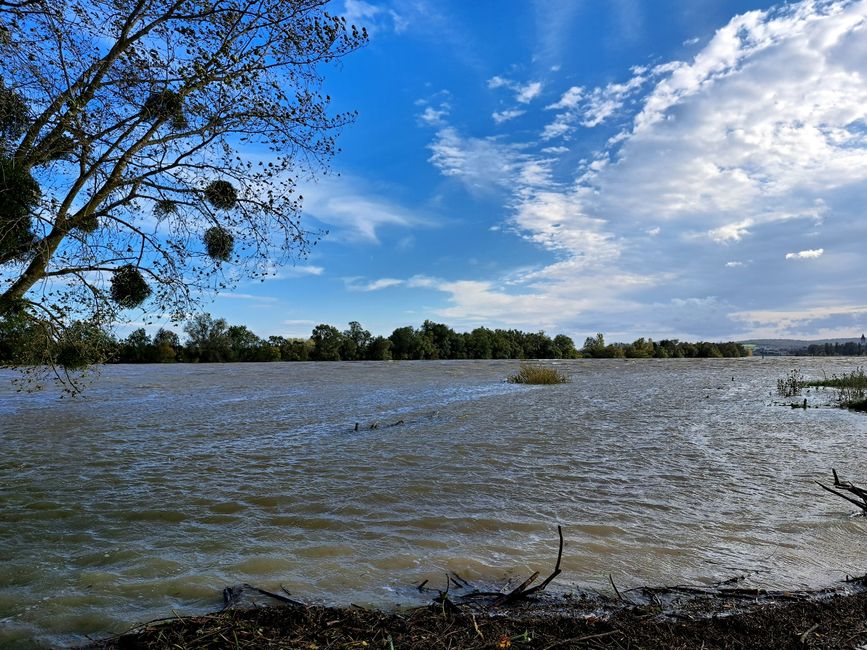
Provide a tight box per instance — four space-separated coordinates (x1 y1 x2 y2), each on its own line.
777 367 867 412
507 364 570 385
808 367 867 411
776 369 805 397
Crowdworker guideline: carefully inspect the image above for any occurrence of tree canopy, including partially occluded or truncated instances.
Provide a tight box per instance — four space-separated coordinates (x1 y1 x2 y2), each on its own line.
0 0 365 383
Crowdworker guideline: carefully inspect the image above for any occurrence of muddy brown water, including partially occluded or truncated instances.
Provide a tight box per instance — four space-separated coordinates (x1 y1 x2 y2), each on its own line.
2 358 867 647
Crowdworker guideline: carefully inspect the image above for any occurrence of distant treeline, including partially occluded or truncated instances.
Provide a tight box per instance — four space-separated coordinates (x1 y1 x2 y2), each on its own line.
0 313 751 365
793 341 867 357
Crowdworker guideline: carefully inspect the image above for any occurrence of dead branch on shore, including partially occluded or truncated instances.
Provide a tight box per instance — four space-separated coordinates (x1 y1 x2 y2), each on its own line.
816 469 867 515
421 525 565 610
222 583 306 610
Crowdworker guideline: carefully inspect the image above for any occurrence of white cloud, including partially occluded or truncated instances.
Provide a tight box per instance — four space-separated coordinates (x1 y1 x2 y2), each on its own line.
420 0 867 338
357 278 403 291
286 265 325 276
708 219 754 243
547 86 583 110
343 0 380 28
427 127 526 192
219 293 278 302
487 75 544 104
419 105 450 126
301 175 428 243
492 109 525 124
516 81 543 103
342 0 405 34
786 248 824 259
256 261 325 279
730 303 867 337
542 71 650 138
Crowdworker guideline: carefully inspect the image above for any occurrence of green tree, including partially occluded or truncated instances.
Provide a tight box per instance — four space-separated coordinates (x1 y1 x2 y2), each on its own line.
625 337 653 358
0 0 365 384
553 334 579 359
227 325 262 362
466 327 493 359
279 337 312 362
421 320 456 359
366 335 392 360
184 313 230 362
153 327 179 362
311 324 342 361
121 328 152 363
582 333 607 358
388 326 417 360
343 321 371 360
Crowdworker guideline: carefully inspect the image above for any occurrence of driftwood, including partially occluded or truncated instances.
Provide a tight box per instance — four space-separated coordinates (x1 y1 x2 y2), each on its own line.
816 468 867 515
222 583 305 610
423 525 565 609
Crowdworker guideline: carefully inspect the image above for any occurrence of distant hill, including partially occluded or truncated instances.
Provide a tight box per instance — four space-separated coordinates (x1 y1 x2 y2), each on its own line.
741 337 866 353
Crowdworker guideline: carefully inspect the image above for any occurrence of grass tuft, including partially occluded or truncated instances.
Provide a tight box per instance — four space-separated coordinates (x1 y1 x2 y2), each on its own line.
507 364 569 385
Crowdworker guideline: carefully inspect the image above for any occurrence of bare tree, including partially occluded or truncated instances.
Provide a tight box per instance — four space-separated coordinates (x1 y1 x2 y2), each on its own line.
0 0 365 376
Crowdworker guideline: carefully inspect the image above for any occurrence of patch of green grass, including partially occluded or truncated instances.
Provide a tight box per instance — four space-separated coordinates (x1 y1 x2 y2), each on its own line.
804 367 867 412
805 367 867 390
507 364 569 385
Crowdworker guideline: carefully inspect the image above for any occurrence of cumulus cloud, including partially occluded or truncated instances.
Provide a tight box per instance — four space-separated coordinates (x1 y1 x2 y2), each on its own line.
419 105 449 126
542 71 653 138
421 0 867 338
786 248 824 260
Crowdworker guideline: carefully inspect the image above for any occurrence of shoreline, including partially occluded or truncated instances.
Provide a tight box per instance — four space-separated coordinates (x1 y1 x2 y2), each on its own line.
89 579 867 649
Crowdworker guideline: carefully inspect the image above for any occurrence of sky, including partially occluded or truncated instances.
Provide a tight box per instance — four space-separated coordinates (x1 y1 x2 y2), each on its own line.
197 0 867 343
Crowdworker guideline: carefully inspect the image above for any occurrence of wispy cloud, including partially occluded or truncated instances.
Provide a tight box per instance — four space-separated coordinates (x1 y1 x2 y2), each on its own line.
342 0 406 34
301 175 429 243
427 127 526 193
220 293 279 302
345 277 405 291
492 109 525 124
487 75 544 104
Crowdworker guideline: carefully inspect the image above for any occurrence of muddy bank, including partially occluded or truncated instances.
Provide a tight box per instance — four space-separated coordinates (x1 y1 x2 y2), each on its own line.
90 583 867 649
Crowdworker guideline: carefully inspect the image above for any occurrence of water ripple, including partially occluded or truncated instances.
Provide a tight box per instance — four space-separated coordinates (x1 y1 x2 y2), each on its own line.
2 358 867 647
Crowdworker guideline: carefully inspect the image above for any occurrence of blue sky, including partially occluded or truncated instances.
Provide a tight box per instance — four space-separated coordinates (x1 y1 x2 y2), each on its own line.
195 0 867 343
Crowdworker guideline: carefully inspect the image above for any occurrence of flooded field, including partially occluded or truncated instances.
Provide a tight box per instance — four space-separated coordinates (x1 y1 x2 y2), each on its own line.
1 358 866 647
